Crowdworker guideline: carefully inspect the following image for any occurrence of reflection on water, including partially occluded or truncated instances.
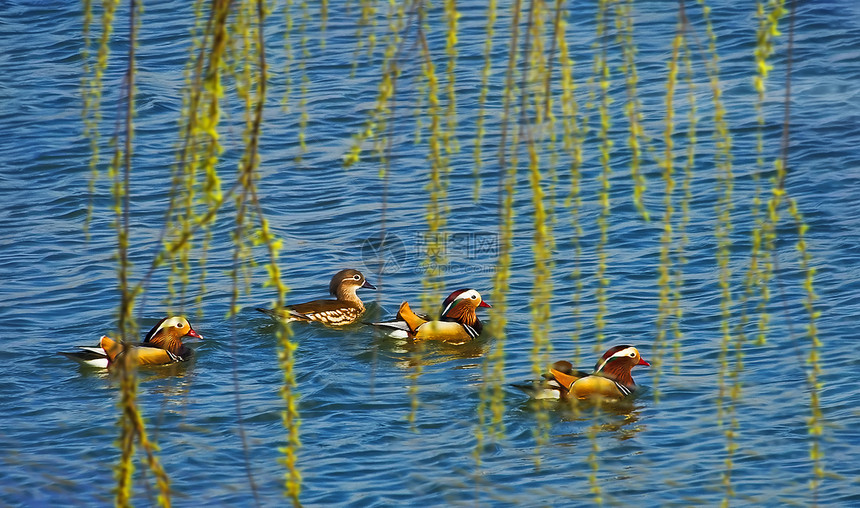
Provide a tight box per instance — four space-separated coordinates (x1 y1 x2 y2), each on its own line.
377 334 491 369
69 361 195 400
145 369 195 401
558 400 646 442
520 395 647 442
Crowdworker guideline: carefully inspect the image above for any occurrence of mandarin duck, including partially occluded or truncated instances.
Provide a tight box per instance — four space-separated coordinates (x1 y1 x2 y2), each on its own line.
370 288 491 344
256 268 376 327
514 345 650 401
59 316 202 369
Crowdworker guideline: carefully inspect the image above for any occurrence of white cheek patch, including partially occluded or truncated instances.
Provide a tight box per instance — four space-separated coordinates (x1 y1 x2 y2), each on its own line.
163 317 184 329
615 346 637 359
462 290 480 301
595 346 638 372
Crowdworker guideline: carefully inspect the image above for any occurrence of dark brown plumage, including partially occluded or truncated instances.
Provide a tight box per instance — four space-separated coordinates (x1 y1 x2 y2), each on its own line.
257 268 376 327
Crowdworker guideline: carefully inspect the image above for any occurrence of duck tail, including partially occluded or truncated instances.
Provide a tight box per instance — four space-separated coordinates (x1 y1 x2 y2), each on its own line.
256 307 279 319
510 381 563 400
58 343 110 369
98 335 122 363
548 367 587 390
367 319 411 332
396 301 426 333
256 307 305 322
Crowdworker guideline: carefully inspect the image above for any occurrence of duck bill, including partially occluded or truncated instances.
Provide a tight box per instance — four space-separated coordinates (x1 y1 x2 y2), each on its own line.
186 328 203 340
478 300 491 308
362 280 377 290
638 357 650 367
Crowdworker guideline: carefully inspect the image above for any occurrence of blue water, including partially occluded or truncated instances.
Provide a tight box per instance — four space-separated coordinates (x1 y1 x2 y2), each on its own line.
2 1 860 506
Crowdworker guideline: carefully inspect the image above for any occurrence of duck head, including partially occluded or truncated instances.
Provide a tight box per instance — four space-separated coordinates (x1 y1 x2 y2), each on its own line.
593 345 649 387
439 289 491 327
329 268 376 301
144 316 202 348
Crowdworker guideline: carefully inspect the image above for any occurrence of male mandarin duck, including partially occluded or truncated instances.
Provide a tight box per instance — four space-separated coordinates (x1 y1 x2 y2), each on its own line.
370 288 491 344
59 316 202 369
515 345 650 401
256 268 376 326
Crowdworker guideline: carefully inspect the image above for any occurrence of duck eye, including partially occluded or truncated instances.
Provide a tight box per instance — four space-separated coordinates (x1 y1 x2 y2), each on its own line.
353 274 361 280
177 323 184 328
470 294 477 299
629 352 636 357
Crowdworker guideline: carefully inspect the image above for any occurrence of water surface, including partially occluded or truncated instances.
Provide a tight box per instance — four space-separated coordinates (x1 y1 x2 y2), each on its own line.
1 1 859 506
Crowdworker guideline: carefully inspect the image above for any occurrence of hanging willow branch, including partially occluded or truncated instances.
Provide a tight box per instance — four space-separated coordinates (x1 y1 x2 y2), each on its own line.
78 1 826 505
82 0 300 503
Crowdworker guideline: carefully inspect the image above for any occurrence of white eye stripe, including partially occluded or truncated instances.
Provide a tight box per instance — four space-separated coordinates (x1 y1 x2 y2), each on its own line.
160 317 185 332
614 347 637 359
463 290 480 300
594 347 639 372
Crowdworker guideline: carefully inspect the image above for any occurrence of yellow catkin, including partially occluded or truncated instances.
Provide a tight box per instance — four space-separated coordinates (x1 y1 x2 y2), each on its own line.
673 22 695 372
475 0 521 446
789 198 823 495
696 1 737 504
557 3 585 369
593 0 612 356
473 0 499 471
768 0 824 495
616 0 649 221
111 0 136 503
489 156 515 440
343 1 405 170
443 0 459 156
718 6 791 503
103 1 303 505
480 0 525 448
167 0 230 310
319 0 328 48
246 2 302 502
653 16 683 403
81 0 96 240
104 0 174 505
83 0 122 240
585 1 613 502
297 1 310 157
257 215 299 503
282 0 294 111
115 349 139 507
231 0 259 318
753 0 787 346
377 1 405 172
350 0 378 78
522 0 553 463
587 419 603 505
472 0 497 201
277 318 302 506
543 2 564 242
408 7 449 426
